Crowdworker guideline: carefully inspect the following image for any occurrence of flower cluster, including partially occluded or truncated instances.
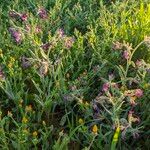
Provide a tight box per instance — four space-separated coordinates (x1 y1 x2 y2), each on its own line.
9 10 28 22
9 28 22 44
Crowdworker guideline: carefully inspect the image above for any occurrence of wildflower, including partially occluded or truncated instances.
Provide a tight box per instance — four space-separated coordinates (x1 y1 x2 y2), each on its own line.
124 90 135 97
20 13 28 21
69 85 77 91
9 28 22 44
130 96 137 106
135 59 143 67
35 26 42 33
78 118 84 124
57 28 65 38
9 10 28 22
64 37 75 49
112 41 123 50
32 131 38 137
38 8 48 19
128 111 140 125
40 42 51 51
21 56 31 69
22 116 28 123
135 89 143 98
112 126 120 142
25 105 32 112
123 50 130 60
102 83 110 92
92 124 98 135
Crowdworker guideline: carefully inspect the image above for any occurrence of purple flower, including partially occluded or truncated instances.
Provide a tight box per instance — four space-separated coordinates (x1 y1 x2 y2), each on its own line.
102 83 110 92
9 10 28 22
21 56 31 69
40 43 51 51
135 89 143 98
123 50 130 60
64 37 75 49
38 8 48 19
9 28 22 44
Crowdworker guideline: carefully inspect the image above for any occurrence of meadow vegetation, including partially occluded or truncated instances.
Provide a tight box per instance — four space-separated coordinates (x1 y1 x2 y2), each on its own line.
0 0 150 149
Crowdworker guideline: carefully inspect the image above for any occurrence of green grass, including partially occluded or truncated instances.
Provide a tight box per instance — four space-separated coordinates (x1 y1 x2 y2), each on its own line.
0 0 150 149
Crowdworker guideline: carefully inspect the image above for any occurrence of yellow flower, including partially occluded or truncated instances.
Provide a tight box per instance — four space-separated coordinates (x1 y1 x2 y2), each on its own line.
78 118 84 124
32 131 38 137
112 126 120 142
25 105 32 112
22 117 28 123
92 125 98 135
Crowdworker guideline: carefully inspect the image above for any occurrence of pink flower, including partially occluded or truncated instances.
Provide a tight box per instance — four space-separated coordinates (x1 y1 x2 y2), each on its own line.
57 28 65 38
20 13 28 22
38 8 48 19
64 37 75 49
102 83 110 92
123 50 130 60
135 89 143 98
35 26 42 33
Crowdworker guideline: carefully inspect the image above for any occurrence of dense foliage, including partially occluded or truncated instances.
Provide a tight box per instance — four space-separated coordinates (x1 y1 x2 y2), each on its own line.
0 0 150 149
